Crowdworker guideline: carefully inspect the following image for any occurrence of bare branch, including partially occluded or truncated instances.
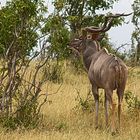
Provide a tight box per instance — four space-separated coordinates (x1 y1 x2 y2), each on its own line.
115 43 130 54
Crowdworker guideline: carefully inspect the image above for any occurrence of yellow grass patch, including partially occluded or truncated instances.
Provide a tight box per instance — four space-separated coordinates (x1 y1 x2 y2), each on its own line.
0 65 140 140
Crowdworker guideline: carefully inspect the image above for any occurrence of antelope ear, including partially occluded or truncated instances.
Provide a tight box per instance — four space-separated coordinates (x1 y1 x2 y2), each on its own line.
92 33 100 40
97 33 105 41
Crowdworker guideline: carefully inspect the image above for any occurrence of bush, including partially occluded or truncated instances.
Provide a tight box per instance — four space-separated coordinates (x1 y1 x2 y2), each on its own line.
125 90 140 109
0 93 44 130
71 56 85 74
42 62 64 83
74 88 95 113
124 90 140 121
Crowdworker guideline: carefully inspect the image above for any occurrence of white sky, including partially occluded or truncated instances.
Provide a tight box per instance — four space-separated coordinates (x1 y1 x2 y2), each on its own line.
107 0 134 50
0 0 135 50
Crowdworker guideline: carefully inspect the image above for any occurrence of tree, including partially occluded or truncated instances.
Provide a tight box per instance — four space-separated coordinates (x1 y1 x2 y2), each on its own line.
0 0 50 129
42 0 126 62
42 14 71 60
131 0 140 65
53 0 119 33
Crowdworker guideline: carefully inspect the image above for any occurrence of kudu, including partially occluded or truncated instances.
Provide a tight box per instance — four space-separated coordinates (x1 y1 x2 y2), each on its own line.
70 14 130 133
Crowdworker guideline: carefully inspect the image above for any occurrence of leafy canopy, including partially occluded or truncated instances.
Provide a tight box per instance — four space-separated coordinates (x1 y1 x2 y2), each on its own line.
0 0 47 58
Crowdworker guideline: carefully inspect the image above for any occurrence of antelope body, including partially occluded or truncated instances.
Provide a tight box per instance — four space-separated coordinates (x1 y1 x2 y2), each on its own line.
70 13 130 133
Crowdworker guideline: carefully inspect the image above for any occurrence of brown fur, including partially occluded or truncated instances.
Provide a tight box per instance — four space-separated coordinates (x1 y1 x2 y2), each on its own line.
70 38 128 132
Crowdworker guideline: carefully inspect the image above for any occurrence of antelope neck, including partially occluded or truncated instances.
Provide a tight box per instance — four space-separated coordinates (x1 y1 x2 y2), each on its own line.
83 40 100 71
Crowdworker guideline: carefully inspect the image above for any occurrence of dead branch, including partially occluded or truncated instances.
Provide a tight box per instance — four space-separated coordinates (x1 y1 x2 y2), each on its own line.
115 43 130 54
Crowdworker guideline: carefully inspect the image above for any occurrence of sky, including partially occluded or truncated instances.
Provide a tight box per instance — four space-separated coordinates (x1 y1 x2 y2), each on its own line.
106 0 134 50
0 0 135 51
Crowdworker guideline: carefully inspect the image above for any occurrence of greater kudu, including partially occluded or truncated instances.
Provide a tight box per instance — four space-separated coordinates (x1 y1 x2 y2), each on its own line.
70 14 130 133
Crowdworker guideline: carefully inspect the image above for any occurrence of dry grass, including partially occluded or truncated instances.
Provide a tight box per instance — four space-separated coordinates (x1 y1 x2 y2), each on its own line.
0 65 140 140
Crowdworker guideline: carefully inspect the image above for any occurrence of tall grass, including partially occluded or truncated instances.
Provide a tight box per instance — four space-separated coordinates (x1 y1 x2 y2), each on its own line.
0 63 140 140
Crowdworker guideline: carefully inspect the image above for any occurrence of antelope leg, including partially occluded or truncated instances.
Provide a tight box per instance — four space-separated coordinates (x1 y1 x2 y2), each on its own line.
92 85 99 129
105 93 109 127
117 89 124 129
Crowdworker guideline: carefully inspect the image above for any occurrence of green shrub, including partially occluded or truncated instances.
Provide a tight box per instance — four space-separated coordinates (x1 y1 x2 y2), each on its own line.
0 100 43 130
74 89 93 112
125 90 140 109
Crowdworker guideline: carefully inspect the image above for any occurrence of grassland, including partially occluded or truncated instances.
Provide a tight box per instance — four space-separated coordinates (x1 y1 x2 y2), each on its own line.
0 65 140 140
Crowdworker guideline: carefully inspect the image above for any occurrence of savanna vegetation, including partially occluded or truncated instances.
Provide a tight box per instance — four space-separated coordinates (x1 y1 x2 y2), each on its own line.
0 0 139 139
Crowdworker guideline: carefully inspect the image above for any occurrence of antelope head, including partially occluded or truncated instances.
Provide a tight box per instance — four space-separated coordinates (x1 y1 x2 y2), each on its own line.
69 13 132 54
